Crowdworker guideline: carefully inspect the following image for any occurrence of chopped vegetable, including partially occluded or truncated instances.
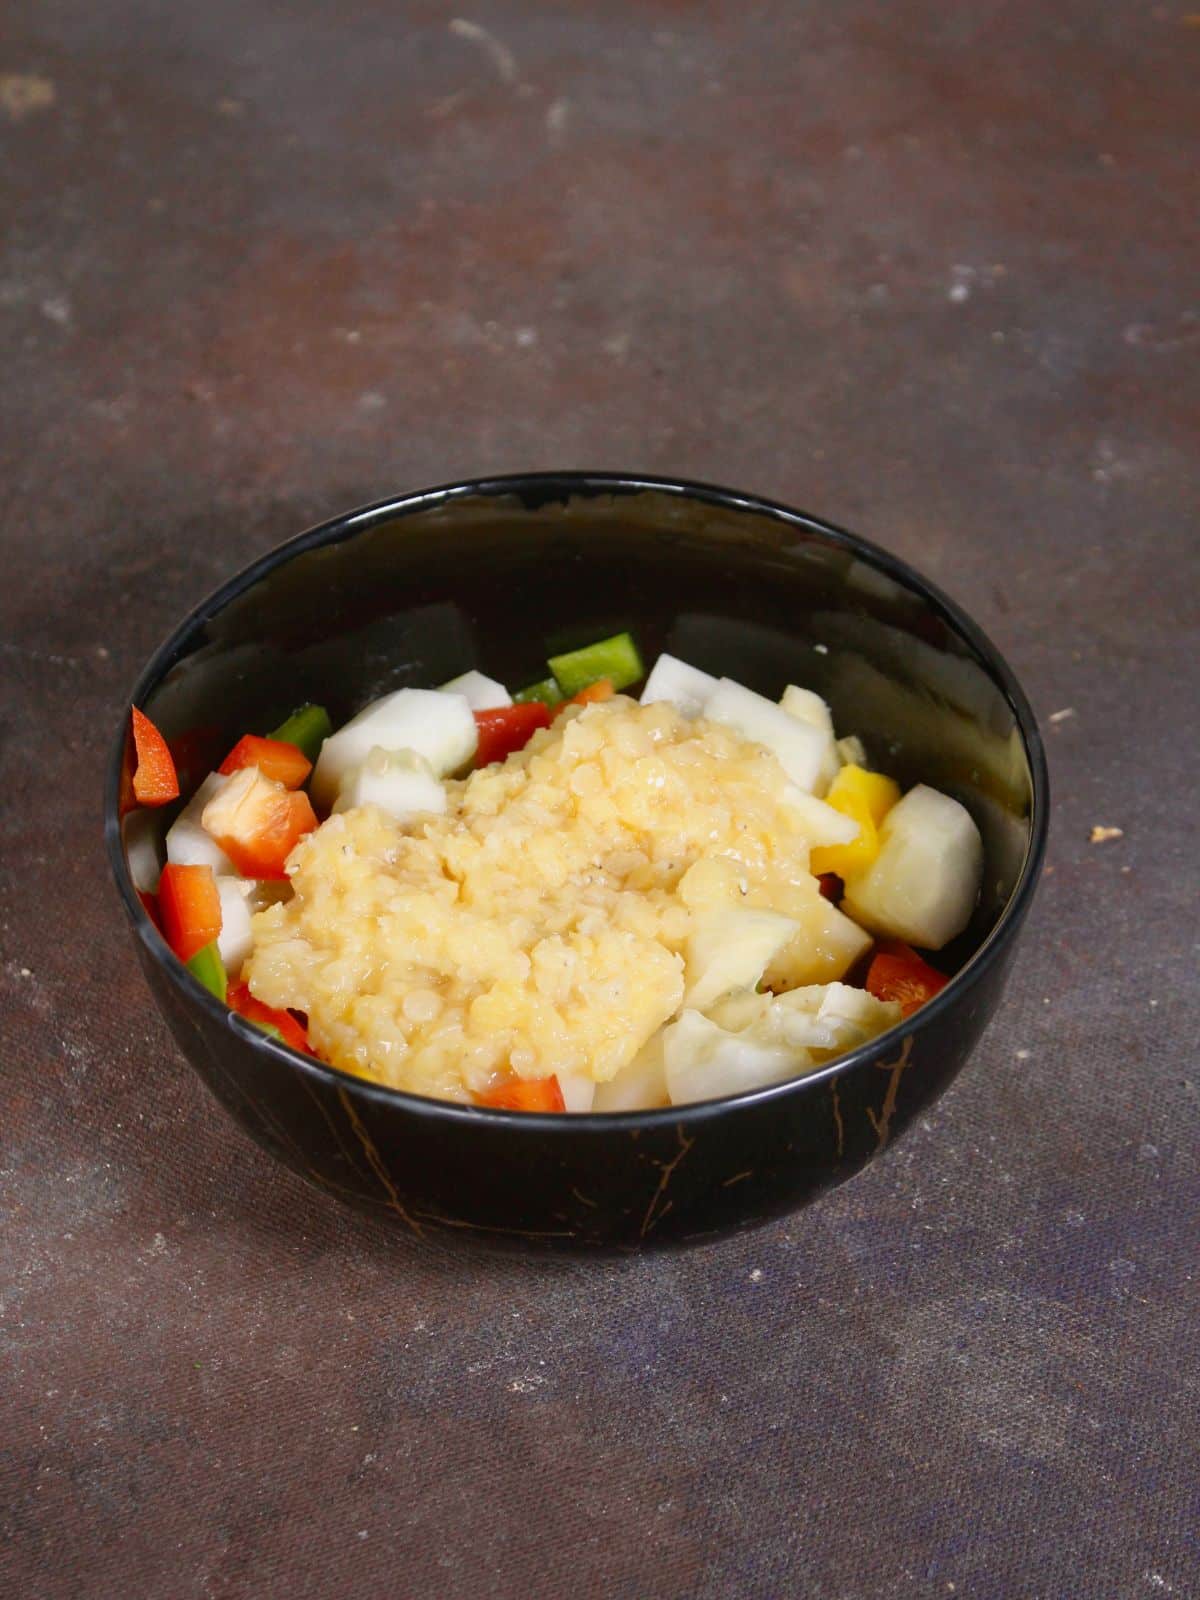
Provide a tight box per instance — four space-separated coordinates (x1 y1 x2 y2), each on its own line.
473 703 551 766
165 773 236 875
705 678 830 793
186 941 228 1002
216 878 254 974
640 653 717 718
841 784 983 950
866 940 948 1016
310 688 477 808
219 734 312 789
684 908 799 1012
226 979 311 1053
475 1076 566 1113
779 684 840 792
268 704 332 765
557 677 615 714
810 764 901 878
440 670 512 710
663 1010 800 1106
513 676 564 708
158 863 223 962
763 892 872 989
130 707 180 806
780 787 862 849
548 631 643 696
332 748 447 820
556 1072 597 1113
201 766 317 879
591 1032 670 1112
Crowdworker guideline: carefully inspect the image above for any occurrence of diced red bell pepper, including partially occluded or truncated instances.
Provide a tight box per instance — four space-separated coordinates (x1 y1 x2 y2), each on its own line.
866 940 949 1017
473 703 552 767
817 872 843 903
202 767 318 879
227 980 312 1054
475 1075 566 1113
218 733 312 789
130 707 180 807
158 863 222 962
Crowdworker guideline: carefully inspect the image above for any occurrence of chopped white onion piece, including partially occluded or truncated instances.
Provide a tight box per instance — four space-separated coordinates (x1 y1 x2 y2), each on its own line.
664 1010 802 1105
684 908 799 1012
779 684 840 793
332 747 447 823
311 688 477 807
704 678 829 792
842 784 983 949
165 772 235 875
556 1071 597 1114
592 1031 670 1112
439 670 512 710
216 878 254 975
640 652 718 717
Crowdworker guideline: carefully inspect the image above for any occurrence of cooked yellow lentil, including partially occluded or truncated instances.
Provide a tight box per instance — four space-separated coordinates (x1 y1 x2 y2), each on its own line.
246 696 847 1102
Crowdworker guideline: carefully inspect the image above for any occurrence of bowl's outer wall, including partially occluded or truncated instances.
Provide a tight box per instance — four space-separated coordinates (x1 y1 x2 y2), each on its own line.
115 478 1044 1249
138 929 1017 1250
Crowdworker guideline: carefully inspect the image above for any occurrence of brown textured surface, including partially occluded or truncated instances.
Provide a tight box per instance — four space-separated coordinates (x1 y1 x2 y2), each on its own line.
2 3 1197 1595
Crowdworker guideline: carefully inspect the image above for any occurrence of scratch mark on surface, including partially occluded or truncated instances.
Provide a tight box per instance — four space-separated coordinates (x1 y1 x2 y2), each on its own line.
721 1170 753 1188
337 1088 423 1236
866 1037 914 1151
831 1079 845 1158
570 1186 598 1209
641 1125 695 1237
449 19 518 85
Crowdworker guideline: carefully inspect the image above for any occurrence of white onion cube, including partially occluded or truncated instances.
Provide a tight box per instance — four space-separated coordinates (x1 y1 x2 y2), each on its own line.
704 678 828 792
311 689 477 807
439 670 512 710
165 773 236 875
332 747 447 822
842 784 983 949
640 653 718 717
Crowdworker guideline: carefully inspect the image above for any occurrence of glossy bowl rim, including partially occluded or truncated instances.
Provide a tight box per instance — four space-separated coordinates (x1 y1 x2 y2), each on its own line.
104 470 1049 1129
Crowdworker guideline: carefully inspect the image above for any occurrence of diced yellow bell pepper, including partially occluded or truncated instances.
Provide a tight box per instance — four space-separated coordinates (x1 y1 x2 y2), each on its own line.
835 763 902 826
810 764 901 878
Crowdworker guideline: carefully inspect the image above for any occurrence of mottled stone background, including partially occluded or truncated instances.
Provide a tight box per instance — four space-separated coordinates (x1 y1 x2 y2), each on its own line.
2 3 1196 1596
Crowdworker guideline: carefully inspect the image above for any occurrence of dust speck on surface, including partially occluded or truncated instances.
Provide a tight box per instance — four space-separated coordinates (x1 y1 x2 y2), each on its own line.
0 74 56 121
546 96 569 142
1089 825 1124 844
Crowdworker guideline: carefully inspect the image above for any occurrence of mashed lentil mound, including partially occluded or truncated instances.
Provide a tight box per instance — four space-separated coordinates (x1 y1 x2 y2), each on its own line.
246 696 834 1102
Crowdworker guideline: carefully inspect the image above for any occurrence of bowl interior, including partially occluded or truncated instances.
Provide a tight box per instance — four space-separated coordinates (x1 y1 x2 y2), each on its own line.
122 478 1040 973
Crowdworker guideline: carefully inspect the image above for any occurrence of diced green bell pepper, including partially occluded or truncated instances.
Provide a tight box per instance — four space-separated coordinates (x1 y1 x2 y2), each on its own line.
513 676 564 707
186 941 227 1002
548 632 643 696
268 703 332 764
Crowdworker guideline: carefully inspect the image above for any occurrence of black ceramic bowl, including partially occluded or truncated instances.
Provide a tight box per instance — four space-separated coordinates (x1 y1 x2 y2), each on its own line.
106 474 1047 1251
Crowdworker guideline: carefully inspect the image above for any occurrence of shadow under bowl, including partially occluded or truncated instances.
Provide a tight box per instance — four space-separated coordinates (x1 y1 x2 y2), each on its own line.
106 473 1048 1251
